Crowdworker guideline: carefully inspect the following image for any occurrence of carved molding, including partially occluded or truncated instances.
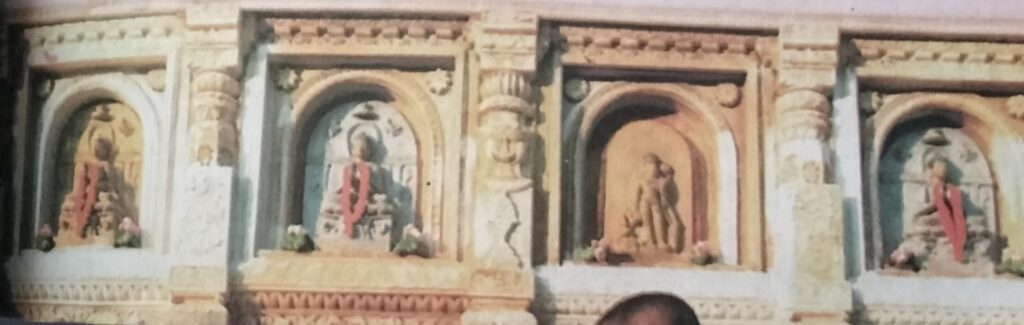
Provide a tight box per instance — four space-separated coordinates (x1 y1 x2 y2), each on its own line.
559 25 760 71
774 89 831 142
531 294 775 323
230 290 466 324
265 18 467 48
853 305 1024 325
855 39 1024 67
11 280 168 302
17 303 163 324
24 16 181 67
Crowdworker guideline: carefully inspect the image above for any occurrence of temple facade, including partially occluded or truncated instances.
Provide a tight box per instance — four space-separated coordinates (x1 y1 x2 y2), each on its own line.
2 1 1024 324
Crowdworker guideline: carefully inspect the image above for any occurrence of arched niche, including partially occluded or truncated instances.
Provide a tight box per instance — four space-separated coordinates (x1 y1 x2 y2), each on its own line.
867 93 1024 275
32 73 166 250
282 70 443 253
566 82 739 266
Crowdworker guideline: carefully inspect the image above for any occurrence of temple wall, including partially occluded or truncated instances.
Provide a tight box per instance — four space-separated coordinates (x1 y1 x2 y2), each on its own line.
2 1 1024 324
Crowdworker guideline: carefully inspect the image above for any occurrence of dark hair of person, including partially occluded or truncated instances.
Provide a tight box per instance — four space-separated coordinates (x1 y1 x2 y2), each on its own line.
596 292 701 325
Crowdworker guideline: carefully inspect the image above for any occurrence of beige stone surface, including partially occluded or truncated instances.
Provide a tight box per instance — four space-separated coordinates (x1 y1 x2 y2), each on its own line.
4 2 1024 325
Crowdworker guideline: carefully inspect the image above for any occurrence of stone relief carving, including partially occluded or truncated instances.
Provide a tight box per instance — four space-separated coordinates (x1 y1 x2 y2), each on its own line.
144 69 166 92
881 128 997 276
11 281 167 302
313 101 416 253
563 78 590 102
189 68 241 166
1006 95 1024 120
274 68 300 92
425 68 453 96
713 83 741 108
53 102 142 248
615 154 683 254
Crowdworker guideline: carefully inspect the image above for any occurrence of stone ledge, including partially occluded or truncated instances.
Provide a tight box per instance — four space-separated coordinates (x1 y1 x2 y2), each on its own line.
853 272 1024 309
5 248 170 282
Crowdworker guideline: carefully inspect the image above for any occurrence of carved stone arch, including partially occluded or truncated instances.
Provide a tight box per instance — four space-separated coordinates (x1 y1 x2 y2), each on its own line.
567 82 740 265
283 70 444 238
33 72 166 249
866 93 1024 267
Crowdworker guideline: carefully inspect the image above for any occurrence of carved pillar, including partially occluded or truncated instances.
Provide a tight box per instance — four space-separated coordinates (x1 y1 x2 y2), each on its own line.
170 4 247 324
464 11 542 325
770 24 851 324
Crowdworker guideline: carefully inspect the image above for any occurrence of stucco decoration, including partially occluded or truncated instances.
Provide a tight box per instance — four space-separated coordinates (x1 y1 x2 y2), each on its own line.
52 102 142 248
314 101 417 253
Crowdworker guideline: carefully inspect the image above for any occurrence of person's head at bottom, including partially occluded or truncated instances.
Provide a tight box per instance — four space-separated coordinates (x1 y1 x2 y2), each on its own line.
596 292 701 325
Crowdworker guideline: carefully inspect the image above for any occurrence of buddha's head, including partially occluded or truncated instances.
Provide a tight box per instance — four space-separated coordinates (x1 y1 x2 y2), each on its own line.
350 133 373 162
927 157 949 183
642 153 662 179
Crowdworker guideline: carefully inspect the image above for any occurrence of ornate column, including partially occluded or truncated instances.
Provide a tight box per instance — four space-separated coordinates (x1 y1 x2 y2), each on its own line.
769 24 851 324
464 11 543 324
169 4 247 324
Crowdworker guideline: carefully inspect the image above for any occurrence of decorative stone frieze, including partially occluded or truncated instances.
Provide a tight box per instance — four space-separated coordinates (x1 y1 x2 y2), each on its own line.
16 304 165 324
265 18 467 47
11 281 168 302
23 16 181 68
852 305 1024 325
559 25 761 71
853 39 1024 87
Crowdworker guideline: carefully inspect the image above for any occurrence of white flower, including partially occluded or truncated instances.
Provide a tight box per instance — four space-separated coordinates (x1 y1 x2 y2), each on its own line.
403 224 422 238
287 225 307 236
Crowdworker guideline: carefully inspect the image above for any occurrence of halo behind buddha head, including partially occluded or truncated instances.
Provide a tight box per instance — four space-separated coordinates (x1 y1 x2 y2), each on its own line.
346 123 383 162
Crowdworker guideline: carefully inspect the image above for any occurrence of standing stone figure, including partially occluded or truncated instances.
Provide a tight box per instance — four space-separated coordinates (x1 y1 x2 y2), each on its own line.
620 154 682 253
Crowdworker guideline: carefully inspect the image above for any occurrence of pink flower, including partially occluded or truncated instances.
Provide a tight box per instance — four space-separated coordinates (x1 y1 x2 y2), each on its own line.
693 241 712 256
889 247 912 267
37 224 53 238
119 217 142 236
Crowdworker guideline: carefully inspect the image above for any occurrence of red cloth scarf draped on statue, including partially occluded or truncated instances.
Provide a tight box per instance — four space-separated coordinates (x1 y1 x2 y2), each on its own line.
70 163 101 236
340 162 371 237
932 183 967 262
